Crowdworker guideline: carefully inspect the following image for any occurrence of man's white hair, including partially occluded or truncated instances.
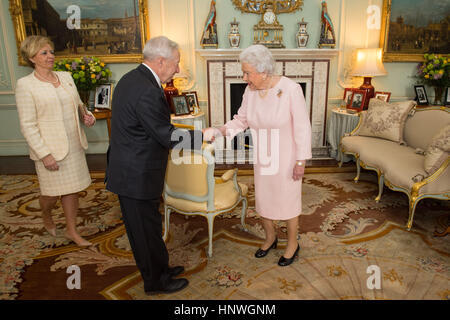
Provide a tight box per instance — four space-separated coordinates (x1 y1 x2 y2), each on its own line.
143 36 179 61
239 44 275 74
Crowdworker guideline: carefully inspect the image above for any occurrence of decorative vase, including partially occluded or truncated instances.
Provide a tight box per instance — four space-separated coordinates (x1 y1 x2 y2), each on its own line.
296 18 309 48
164 79 178 113
228 18 241 48
79 90 95 111
433 86 444 105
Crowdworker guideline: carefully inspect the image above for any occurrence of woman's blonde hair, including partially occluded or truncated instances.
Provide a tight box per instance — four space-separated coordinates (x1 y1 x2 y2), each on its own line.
20 35 54 67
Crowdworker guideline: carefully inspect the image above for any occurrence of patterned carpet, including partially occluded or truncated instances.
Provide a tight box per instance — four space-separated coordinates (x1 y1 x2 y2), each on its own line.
0 171 449 300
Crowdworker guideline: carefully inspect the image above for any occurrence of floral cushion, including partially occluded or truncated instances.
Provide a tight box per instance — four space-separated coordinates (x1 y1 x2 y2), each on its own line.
424 124 450 175
356 99 417 144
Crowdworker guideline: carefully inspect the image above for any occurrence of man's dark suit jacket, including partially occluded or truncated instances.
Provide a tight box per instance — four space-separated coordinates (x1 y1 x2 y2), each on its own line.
105 64 200 200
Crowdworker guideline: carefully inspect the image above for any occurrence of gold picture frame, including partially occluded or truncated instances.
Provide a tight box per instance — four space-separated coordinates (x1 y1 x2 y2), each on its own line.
8 0 149 65
380 0 450 62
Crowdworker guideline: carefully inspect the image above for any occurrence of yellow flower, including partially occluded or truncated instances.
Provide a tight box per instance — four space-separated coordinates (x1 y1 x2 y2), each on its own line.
91 74 96 79
65 64 70 69
424 74 430 79
81 65 85 70
100 63 105 67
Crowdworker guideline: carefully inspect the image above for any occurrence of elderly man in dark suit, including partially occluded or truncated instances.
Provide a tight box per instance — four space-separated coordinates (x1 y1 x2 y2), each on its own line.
105 36 202 295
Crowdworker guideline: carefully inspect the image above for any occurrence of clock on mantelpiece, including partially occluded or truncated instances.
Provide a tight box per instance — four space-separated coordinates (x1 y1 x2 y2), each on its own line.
254 3 284 48
232 0 303 49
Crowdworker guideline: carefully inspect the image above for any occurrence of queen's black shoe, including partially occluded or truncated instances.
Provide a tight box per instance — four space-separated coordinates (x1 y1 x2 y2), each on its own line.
254 238 278 258
277 244 300 266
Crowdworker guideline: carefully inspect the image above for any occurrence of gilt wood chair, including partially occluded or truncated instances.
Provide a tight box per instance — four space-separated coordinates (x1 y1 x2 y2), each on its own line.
162 142 248 257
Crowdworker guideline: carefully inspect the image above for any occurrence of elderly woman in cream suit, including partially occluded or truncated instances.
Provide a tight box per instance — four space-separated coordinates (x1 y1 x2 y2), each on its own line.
15 35 96 246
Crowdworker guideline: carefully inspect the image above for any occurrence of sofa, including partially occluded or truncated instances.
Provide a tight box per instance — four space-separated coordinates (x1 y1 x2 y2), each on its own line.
340 99 450 230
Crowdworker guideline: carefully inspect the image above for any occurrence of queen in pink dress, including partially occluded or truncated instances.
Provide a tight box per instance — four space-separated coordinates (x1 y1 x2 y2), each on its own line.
204 45 312 266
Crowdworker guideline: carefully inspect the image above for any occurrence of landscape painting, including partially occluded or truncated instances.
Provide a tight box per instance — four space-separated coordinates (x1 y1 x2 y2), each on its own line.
380 0 450 62
9 0 149 64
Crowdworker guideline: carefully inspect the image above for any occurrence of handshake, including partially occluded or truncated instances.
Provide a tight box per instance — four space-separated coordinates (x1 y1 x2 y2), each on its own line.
202 126 227 142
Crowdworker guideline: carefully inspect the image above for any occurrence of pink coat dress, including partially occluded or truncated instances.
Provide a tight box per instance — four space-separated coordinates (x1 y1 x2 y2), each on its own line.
224 76 312 220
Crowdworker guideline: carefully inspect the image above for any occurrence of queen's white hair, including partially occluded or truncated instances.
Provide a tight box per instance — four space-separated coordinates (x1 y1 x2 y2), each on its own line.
239 45 275 74
143 36 179 61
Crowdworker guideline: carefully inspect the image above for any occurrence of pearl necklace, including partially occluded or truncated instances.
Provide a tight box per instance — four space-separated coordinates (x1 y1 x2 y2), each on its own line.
257 77 273 98
35 71 59 85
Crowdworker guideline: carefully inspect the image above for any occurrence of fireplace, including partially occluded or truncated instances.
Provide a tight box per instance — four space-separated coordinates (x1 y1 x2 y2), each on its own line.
197 49 339 162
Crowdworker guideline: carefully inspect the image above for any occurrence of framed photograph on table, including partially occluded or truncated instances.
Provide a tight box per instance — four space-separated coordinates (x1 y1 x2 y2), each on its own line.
184 91 199 112
343 88 354 107
171 95 191 116
94 84 112 109
444 87 450 107
374 91 391 102
347 89 367 112
414 85 429 105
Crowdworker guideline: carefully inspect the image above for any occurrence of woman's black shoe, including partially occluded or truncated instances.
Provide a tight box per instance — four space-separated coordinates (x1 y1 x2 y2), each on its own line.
254 238 278 258
278 244 300 266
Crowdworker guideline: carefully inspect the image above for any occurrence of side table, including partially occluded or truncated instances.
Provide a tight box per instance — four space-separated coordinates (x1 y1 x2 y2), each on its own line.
92 108 112 140
171 111 206 130
326 107 360 165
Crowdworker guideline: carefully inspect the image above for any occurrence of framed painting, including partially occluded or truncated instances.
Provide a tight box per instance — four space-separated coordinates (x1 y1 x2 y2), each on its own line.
8 0 149 65
379 0 450 62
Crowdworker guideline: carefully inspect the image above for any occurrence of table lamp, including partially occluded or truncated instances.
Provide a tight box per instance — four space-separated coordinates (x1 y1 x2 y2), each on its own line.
351 48 387 109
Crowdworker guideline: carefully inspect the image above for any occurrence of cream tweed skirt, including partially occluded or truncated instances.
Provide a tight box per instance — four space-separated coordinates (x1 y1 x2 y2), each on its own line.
34 93 91 196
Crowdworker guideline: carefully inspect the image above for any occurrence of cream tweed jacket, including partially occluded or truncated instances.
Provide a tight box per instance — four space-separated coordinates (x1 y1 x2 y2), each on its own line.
15 71 91 161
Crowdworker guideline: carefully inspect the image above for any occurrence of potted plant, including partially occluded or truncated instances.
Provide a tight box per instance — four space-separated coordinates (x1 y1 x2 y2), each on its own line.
54 57 112 109
416 53 450 105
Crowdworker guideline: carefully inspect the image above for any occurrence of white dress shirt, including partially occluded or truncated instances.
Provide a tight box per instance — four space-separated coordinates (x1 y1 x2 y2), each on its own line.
141 63 162 88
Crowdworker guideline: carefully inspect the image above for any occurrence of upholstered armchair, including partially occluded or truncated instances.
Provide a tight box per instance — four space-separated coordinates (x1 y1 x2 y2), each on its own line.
162 143 248 257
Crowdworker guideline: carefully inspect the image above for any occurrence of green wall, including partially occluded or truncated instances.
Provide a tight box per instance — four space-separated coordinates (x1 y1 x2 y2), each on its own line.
0 0 424 156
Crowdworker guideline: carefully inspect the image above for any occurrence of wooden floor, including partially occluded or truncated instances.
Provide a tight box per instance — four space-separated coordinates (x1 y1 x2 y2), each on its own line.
0 154 355 175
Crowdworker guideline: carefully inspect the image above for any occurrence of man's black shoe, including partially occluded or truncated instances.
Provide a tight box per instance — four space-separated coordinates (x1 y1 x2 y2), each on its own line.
145 278 189 295
168 266 185 277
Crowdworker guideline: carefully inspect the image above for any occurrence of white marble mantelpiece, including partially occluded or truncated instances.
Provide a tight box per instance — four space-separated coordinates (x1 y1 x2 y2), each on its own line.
196 48 340 60
197 48 340 160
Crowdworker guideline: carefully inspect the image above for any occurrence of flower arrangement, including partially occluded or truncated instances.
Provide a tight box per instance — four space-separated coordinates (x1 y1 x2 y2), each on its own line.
417 53 450 88
54 56 112 92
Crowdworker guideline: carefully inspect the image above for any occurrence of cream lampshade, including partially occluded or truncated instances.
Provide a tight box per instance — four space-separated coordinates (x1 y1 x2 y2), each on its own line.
351 48 387 109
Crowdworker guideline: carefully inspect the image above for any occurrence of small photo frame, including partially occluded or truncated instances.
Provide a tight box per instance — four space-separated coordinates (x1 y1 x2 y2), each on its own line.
347 89 367 112
184 91 199 112
414 85 429 105
94 84 112 109
171 95 191 116
444 87 450 107
343 88 354 107
374 91 391 102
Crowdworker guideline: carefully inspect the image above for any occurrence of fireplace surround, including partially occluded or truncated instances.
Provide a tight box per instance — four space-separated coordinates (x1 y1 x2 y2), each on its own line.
197 48 339 162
